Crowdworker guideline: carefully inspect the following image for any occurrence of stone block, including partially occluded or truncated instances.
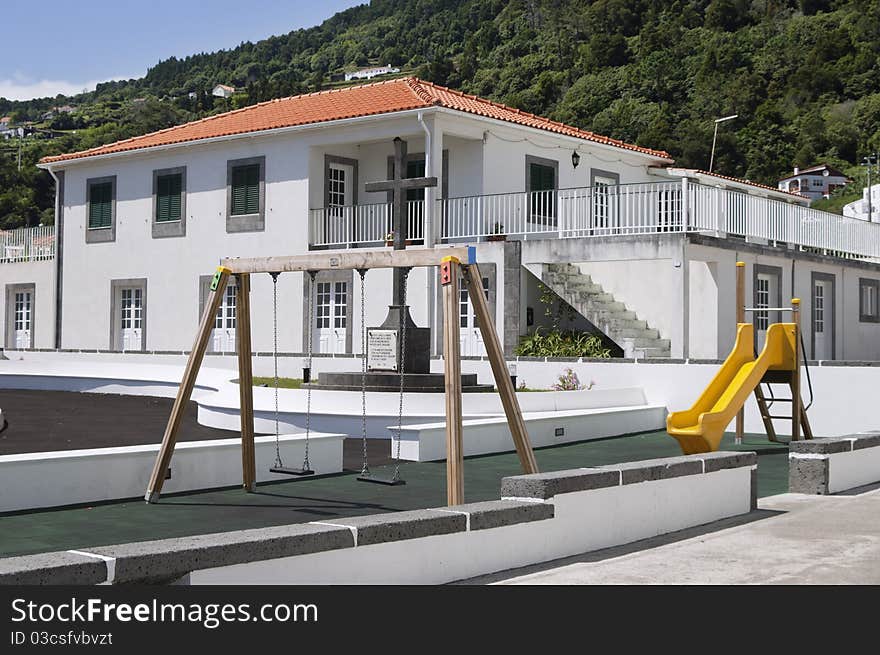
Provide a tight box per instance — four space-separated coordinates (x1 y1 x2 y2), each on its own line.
441 500 554 530
329 509 466 546
700 451 758 472
789 439 852 455
851 434 880 451
500 468 619 500
598 456 703 484
93 523 353 584
0 551 107 585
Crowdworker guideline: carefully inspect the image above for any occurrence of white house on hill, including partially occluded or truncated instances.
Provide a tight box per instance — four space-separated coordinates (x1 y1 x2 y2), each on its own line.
344 65 400 82
3 78 880 363
778 164 850 201
212 84 235 98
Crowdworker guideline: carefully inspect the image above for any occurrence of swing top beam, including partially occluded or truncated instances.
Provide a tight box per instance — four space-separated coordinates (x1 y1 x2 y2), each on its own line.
221 246 476 275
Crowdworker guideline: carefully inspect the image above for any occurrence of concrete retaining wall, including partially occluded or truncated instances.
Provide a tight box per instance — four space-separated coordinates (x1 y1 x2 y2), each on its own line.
789 432 880 494
0 451 755 585
0 433 345 513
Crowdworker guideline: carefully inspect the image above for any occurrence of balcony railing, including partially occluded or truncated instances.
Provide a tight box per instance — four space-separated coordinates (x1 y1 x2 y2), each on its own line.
0 225 55 263
308 181 880 261
308 200 424 247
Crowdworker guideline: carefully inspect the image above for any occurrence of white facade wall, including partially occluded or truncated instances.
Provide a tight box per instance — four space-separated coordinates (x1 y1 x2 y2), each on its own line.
50 109 660 354
0 259 55 349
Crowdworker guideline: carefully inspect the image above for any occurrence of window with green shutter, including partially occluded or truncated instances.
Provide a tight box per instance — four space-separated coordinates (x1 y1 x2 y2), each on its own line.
88 181 113 229
231 164 260 215
155 173 183 222
528 161 556 221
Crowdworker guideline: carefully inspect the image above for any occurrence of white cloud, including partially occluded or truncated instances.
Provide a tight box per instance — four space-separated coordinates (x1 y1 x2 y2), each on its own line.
0 74 136 101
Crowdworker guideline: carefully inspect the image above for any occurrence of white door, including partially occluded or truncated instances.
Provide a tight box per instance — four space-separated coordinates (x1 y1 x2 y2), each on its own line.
460 276 490 357
119 288 143 351
326 162 354 245
212 284 236 352
754 273 777 349
314 281 347 354
813 279 832 360
592 174 617 233
13 290 32 349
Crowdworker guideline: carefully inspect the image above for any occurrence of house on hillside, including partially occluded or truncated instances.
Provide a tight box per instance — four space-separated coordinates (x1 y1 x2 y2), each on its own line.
212 84 235 98
7 77 880 362
843 183 880 222
0 116 13 139
777 164 850 200
344 65 400 82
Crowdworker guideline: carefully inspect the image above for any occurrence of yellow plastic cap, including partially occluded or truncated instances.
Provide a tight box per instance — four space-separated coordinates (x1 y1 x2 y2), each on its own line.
791 298 800 304
441 256 460 264
736 261 745 267
217 266 232 274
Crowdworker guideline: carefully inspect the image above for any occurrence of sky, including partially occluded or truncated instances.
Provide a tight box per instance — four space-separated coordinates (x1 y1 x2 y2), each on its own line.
1 0 363 101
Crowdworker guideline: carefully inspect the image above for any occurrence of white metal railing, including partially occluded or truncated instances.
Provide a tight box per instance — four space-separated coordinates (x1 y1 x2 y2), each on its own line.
308 181 880 260
0 225 55 263
309 200 425 247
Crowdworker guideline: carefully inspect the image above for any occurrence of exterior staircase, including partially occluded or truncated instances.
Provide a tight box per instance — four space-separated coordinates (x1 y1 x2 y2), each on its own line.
541 263 671 358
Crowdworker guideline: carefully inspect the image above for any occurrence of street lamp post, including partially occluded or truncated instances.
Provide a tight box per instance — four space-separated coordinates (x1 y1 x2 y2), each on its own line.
709 114 738 174
862 153 877 222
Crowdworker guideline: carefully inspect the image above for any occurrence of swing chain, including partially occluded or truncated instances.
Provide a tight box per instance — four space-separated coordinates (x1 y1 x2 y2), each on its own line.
270 272 282 468
302 270 317 472
393 267 410 482
358 268 370 477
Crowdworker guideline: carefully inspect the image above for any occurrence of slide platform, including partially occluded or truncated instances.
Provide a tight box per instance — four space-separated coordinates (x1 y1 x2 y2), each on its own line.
667 322 797 454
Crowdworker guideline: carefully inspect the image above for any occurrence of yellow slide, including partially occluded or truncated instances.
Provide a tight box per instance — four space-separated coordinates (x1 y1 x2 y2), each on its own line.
667 322 797 454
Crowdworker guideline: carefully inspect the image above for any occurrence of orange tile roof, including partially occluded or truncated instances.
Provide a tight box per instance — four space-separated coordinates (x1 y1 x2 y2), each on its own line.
41 78 671 164
688 169 808 199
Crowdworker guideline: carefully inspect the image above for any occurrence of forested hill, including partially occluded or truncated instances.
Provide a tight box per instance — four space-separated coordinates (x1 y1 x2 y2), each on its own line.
2 0 879 229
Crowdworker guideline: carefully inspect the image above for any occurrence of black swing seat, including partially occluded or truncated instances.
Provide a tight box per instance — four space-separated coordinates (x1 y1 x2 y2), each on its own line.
270 466 315 476
356 474 406 486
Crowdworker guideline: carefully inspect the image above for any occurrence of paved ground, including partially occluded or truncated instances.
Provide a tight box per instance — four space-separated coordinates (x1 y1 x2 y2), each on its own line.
465 484 880 585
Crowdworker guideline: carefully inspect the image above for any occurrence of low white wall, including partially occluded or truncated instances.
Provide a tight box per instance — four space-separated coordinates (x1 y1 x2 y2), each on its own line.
189 466 751 584
828 447 880 494
397 405 666 461
0 433 344 513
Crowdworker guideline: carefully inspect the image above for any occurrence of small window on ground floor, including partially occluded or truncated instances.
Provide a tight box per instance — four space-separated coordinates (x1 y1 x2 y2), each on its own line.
860 278 879 323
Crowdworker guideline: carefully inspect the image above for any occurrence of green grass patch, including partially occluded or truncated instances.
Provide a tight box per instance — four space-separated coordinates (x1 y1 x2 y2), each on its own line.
248 377 303 389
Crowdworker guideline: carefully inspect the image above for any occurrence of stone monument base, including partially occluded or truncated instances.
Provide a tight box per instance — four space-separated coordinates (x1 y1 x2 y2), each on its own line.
311 371 493 393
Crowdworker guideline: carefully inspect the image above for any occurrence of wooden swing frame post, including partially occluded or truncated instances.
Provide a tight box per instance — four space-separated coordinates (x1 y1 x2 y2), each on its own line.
145 246 539 505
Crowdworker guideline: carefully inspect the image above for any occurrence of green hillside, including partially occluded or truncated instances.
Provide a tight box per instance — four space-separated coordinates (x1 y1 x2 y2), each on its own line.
2 0 879 229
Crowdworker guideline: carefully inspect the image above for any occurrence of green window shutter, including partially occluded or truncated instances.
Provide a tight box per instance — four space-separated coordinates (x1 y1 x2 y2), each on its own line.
231 164 260 215
156 173 182 222
89 182 112 228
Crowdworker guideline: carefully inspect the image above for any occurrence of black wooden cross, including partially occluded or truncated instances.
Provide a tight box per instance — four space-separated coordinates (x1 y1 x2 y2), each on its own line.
364 137 437 305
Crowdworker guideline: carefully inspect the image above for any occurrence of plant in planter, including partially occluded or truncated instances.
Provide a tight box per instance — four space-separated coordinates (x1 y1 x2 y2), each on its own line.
384 232 394 247
487 222 506 241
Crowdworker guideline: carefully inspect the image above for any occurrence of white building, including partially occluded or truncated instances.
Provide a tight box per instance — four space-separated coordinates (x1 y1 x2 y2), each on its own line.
344 65 400 82
778 164 850 200
212 84 235 99
4 78 880 362
843 183 880 223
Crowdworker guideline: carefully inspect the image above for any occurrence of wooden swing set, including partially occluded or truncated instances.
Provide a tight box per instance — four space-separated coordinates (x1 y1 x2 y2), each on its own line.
144 246 539 506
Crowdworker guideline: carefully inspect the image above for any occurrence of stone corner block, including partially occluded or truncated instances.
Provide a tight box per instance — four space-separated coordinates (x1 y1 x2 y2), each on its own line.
332 509 466 546
0 551 107 586
500 468 619 500
441 500 554 530
789 457 829 495
93 523 353 584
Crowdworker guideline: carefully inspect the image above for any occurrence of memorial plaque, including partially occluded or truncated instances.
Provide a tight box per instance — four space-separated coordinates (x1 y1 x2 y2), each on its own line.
368 329 399 371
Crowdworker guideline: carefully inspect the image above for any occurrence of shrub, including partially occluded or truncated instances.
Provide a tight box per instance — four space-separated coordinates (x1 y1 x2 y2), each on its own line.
514 329 611 358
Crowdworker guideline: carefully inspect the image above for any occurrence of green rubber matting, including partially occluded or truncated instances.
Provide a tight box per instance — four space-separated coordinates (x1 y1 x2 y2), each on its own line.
0 431 788 558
